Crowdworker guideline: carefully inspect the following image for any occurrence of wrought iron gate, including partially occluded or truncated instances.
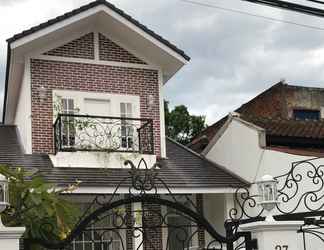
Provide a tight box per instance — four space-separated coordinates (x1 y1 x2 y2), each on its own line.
24 159 255 250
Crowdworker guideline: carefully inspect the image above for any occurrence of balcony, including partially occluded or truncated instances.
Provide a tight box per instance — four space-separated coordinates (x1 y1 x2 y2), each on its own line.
53 114 154 155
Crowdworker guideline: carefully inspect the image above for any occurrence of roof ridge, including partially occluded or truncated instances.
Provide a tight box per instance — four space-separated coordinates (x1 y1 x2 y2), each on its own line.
6 0 190 61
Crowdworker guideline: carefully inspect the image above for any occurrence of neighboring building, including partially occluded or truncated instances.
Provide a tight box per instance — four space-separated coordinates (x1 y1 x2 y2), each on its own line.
189 81 324 250
190 81 324 182
0 1 247 249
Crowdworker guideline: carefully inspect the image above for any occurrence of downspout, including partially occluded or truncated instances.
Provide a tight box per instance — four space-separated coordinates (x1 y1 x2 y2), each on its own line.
2 42 11 123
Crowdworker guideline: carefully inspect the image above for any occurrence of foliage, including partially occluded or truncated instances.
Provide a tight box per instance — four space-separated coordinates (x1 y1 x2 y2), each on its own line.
0 166 80 249
164 100 207 145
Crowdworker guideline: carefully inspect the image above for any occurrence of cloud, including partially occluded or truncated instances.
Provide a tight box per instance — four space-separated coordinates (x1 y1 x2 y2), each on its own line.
2 0 324 124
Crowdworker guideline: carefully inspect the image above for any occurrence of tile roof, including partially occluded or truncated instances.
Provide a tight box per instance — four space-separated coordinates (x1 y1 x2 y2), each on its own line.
0 126 248 189
6 0 190 61
243 115 324 140
190 82 324 152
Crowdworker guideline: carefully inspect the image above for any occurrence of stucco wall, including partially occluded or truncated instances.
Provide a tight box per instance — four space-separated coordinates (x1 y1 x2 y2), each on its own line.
206 119 264 182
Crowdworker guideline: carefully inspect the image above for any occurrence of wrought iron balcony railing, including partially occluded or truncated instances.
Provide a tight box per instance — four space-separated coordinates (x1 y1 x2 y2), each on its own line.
53 114 154 155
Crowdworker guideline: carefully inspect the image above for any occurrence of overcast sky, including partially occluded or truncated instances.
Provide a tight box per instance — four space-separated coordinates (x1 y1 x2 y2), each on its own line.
1 0 324 124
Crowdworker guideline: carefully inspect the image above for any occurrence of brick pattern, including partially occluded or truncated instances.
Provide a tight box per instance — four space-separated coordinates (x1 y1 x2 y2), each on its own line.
238 83 286 119
30 59 161 156
125 200 133 250
196 194 206 248
142 201 163 250
44 33 95 59
99 33 147 64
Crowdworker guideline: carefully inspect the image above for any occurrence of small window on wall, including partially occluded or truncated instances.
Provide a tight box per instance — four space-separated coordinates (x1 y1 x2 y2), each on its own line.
61 98 76 147
120 103 133 149
293 109 320 121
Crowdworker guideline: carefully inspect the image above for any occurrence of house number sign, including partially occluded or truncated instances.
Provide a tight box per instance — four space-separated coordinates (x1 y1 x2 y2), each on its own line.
275 245 288 250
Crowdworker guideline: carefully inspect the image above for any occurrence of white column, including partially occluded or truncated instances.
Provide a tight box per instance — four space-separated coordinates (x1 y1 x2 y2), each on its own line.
0 219 25 250
240 220 303 250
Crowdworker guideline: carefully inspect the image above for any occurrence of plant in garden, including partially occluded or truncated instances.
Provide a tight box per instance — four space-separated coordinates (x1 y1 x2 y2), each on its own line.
0 166 81 249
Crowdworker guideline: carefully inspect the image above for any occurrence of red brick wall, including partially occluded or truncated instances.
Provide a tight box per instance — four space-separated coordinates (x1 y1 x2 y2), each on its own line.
99 33 146 64
238 83 286 119
30 59 161 156
44 33 95 59
142 202 163 250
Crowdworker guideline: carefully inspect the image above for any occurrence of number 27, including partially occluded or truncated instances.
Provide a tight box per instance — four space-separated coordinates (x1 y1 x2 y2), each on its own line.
275 246 288 250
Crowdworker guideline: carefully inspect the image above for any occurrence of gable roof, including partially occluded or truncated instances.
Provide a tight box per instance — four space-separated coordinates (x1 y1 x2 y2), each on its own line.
189 82 285 151
190 82 324 152
2 0 190 124
6 0 190 61
0 126 248 190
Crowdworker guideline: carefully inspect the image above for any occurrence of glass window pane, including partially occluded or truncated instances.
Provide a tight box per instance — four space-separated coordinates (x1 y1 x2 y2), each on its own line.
62 99 67 111
68 99 74 112
127 103 132 116
120 103 126 116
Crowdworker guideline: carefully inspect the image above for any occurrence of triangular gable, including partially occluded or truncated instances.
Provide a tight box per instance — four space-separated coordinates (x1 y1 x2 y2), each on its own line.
99 33 146 64
44 33 95 59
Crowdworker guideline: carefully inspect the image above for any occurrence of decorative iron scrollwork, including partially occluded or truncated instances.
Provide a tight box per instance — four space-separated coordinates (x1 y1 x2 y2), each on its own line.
24 158 249 250
228 157 324 224
53 114 154 155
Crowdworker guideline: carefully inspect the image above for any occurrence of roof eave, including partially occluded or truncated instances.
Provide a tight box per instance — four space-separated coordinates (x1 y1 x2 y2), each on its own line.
2 43 11 123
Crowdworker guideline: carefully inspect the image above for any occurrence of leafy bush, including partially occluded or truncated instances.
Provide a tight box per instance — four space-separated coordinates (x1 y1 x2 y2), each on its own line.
0 166 80 248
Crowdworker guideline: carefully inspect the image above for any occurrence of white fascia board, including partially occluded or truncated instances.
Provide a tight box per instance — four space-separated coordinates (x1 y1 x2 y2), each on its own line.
66 187 239 194
10 6 102 49
99 7 188 65
10 5 188 65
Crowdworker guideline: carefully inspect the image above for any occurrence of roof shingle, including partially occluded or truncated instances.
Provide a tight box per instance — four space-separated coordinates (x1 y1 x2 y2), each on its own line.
0 126 247 189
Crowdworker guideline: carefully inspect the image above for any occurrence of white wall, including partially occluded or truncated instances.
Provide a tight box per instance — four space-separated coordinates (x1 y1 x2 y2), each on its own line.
14 59 32 154
204 118 324 250
206 119 264 183
205 118 322 183
50 151 156 168
204 194 227 241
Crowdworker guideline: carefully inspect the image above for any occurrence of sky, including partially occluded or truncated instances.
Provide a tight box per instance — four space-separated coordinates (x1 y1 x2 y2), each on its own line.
2 0 324 124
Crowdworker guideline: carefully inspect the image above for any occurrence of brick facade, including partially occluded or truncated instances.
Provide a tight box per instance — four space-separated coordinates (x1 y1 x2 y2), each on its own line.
142 201 163 250
30 59 161 156
99 33 146 64
237 83 286 119
44 33 95 59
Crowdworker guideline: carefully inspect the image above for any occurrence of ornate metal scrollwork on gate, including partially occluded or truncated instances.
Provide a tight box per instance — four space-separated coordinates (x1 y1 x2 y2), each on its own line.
24 158 250 250
228 157 324 222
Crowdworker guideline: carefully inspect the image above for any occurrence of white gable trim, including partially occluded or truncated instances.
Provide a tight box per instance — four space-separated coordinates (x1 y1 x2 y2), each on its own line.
202 113 266 155
27 28 96 58
32 54 160 70
10 5 188 64
26 27 155 68
10 6 103 49
97 29 153 66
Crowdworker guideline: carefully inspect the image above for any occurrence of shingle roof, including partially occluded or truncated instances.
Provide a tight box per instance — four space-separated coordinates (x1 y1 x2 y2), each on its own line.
0 125 53 169
6 0 190 61
0 126 248 189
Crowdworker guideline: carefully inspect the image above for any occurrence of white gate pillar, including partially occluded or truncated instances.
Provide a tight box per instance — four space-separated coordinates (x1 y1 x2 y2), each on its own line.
240 220 303 250
0 219 25 250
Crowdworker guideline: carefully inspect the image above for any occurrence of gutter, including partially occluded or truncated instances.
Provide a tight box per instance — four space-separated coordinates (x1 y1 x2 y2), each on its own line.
2 42 11 123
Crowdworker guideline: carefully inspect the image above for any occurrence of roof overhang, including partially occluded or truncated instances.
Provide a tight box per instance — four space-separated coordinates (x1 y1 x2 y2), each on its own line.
64 186 242 194
3 0 190 124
